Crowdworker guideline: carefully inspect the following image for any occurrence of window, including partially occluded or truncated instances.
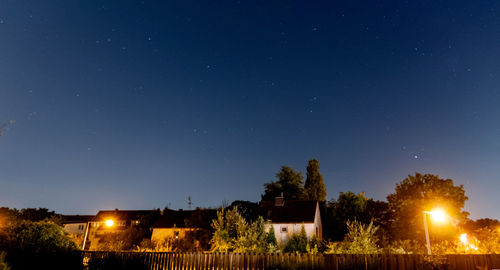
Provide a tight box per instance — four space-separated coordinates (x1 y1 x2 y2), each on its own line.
281 226 287 233
78 224 84 231
174 231 179 239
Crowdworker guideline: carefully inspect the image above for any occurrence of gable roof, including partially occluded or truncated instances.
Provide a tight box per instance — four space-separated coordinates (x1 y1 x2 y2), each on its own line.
151 208 216 229
92 210 156 222
260 200 318 223
61 215 94 224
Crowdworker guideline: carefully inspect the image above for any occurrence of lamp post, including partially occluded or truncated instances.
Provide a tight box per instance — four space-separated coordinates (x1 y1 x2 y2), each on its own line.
81 219 114 250
422 209 447 255
82 221 92 250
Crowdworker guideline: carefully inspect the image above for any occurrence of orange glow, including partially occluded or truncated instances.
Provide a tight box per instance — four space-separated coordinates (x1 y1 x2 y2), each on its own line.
428 208 446 223
105 219 114 227
459 233 468 244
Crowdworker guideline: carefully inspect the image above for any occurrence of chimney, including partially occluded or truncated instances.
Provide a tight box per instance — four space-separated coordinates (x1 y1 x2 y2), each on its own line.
274 196 284 207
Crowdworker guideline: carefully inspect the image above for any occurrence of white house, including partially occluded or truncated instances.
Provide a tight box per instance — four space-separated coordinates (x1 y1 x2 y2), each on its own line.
61 215 94 246
260 197 322 245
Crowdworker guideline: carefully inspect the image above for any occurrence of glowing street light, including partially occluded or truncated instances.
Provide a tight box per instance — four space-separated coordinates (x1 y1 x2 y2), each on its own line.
423 208 448 255
82 218 116 250
459 233 468 244
105 219 114 227
429 209 446 223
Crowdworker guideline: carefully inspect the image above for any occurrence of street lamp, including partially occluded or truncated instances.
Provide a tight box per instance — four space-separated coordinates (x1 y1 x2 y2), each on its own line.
105 219 114 227
423 208 447 255
82 219 115 250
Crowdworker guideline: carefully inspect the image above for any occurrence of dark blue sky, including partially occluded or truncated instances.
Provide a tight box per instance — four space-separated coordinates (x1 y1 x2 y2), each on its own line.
1 1 499 219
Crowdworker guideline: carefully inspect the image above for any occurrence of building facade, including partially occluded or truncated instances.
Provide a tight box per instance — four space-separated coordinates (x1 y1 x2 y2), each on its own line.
260 198 322 245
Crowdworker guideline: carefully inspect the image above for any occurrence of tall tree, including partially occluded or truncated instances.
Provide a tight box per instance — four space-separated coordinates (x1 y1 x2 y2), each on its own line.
229 200 260 222
387 173 469 241
323 192 391 242
304 159 327 201
262 166 305 200
325 192 369 241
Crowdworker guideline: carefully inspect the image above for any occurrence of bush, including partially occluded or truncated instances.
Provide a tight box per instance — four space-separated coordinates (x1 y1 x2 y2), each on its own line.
0 220 82 270
210 207 270 252
326 220 381 254
284 226 308 253
87 253 148 270
0 252 9 270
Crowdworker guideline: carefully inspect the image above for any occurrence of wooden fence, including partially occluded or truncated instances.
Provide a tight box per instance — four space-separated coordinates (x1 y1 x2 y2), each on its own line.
82 251 500 270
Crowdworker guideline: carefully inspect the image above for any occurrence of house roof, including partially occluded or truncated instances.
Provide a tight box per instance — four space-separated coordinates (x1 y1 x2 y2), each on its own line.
260 200 318 223
92 210 156 222
151 208 216 229
61 215 94 224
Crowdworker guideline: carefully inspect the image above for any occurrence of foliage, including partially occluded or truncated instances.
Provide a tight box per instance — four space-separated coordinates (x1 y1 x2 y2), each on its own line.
386 239 424 254
464 218 500 231
229 201 260 222
17 208 61 223
324 192 390 243
210 207 240 252
87 253 148 270
210 207 271 252
284 225 308 253
325 192 368 241
0 207 61 225
183 208 217 230
472 227 500 254
386 173 468 242
262 166 305 200
326 220 381 254
0 208 17 227
0 220 82 270
343 220 381 254
430 240 459 255
152 229 211 252
308 235 327 253
365 199 392 244
234 216 268 253
94 210 162 251
266 226 279 252
304 159 327 202
0 252 9 270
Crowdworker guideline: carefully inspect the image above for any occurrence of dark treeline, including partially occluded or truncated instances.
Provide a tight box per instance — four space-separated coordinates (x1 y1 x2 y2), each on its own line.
1 159 500 270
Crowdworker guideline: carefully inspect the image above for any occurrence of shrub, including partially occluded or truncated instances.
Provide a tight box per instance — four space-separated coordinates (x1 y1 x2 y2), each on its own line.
284 226 308 253
210 207 271 252
1 220 82 270
326 220 381 254
386 239 424 254
0 252 9 270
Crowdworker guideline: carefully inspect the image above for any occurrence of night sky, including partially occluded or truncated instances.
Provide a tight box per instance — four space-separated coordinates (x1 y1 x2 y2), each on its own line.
1 1 499 219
